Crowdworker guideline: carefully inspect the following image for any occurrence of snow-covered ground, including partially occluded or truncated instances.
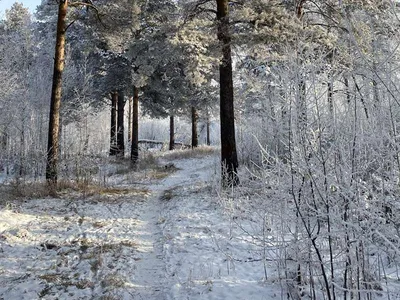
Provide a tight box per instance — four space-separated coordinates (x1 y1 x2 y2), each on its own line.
0 152 280 300
1 151 398 299
158 157 282 300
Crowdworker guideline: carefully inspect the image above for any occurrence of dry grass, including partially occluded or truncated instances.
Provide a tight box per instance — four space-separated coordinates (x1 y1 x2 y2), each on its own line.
38 273 94 290
120 239 138 247
38 238 138 266
76 238 138 255
101 274 126 289
0 180 151 205
0 179 97 201
98 187 150 196
107 151 178 183
38 273 63 284
123 156 179 183
138 151 158 169
0 182 58 203
92 221 107 228
160 145 218 161
0 146 216 204
90 187 151 204
144 168 176 180
160 186 180 201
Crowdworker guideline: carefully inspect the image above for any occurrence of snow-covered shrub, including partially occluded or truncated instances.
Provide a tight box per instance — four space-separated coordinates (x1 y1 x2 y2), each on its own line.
229 48 400 298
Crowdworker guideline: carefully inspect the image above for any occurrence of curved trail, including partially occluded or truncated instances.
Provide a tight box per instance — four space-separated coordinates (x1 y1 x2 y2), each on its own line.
129 156 216 299
0 155 217 300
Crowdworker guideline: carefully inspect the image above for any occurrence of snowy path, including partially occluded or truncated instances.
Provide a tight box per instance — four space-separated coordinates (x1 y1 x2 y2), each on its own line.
0 154 219 300
0 153 288 300
132 155 218 299
126 188 167 300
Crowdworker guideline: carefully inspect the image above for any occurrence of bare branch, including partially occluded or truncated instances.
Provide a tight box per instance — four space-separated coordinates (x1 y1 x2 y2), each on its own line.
65 19 77 32
69 1 106 28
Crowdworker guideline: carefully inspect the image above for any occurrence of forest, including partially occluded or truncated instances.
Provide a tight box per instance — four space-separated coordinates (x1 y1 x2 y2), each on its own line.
1 0 400 299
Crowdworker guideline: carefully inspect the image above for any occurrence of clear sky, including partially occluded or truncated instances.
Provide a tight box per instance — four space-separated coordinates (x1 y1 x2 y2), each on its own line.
0 0 42 16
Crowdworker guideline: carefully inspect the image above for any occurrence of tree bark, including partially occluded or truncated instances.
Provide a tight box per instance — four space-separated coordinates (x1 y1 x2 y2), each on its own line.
109 92 117 156
116 90 125 157
128 95 132 143
46 0 68 183
1 128 7 152
298 80 307 132
328 79 333 116
169 115 175 151
344 75 351 105
191 106 198 148
216 0 239 186
131 86 139 164
296 1 308 139
327 52 334 117
206 113 211 146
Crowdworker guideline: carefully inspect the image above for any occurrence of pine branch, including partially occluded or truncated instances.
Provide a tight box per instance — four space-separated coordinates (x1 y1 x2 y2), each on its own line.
69 1 106 28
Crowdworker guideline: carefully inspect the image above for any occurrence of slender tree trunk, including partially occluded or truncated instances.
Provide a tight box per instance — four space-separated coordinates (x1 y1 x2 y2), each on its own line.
0 129 6 152
59 115 63 158
131 86 139 164
191 106 198 148
206 114 211 146
297 80 307 134
327 52 334 117
83 117 89 153
328 79 333 116
128 95 132 143
20 107 25 177
116 90 125 157
217 0 239 186
169 115 175 151
371 29 380 109
372 63 379 107
344 75 351 104
296 0 308 138
1 128 7 173
109 92 117 156
46 0 68 183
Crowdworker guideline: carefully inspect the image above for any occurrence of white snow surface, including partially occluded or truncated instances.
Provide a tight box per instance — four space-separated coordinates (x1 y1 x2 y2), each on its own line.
0 154 282 300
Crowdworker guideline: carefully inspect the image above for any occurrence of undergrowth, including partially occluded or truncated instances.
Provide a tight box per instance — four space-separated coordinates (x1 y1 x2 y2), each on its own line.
159 145 218 161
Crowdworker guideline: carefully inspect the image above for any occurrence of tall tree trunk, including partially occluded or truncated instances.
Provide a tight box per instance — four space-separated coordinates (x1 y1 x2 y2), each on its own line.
83 117 89 153
109 92 117 156
20 107 25 177
371 24 380 109
372 63 379 108
206 113 211 146
328 79 333 116
128 95 132 143
116 90 125 157
327 52 334 117
131 86 139 164
169 115 175 151
1 128 7 172
217 0 239 186
59 115 64 158
46 0 68 183
191 106 198 148
344 75 351 105
0 129 6 152
295 1 308 140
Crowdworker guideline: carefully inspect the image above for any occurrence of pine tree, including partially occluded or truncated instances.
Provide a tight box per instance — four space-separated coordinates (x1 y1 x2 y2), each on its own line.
46 0 68 183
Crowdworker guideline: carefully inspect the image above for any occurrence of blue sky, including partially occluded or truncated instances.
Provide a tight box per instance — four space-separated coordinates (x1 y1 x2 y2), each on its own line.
0 0 41 15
